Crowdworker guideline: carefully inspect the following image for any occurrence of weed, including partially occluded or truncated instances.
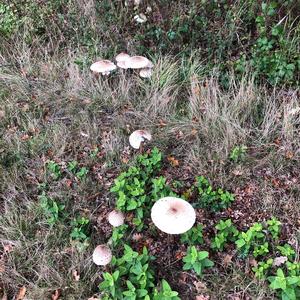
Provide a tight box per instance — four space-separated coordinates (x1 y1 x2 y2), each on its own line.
268 268 300 300
211 219 239 251
267 217 281 240
180 225 204 246
70 216 90 251
182 246 214 277
46 160 62 180
99 245 178 300
39 192 65 224
277 244 295 260
196 176 235 212
230 145 247 163
253 259 274 280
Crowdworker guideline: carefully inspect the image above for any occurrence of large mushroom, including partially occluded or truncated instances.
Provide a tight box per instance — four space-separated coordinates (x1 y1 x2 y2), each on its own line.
92 245 112 266
151 197 196 234
129 130 152 149
107 210 125 227
124 56 153 69
90 60 117 76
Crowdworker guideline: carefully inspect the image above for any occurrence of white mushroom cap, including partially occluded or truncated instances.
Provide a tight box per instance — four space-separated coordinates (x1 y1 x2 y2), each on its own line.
151 197 196 234
92 245 112 266
129 130 152 149
117 61 128 69
115 52 130 63
124 56 153 69
90 60 117 75
139 68 152 78
107 210 125 227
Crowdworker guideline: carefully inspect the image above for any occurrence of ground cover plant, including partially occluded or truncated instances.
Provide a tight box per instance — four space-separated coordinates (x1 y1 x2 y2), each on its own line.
0 0 300 299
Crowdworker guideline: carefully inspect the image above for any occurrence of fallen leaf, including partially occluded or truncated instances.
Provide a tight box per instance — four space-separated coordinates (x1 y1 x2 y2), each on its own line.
249 258 258 268
21 134 30 141
193 281 207 293
273 256 288 267
285 151 294 159
51 289 60 300
196 295 210 300
223 254 233 267
72 270 80 281
159 119 167 127
191 128 198 136
175 250 185 260
65 179 72 188
232 168 243 176
15 286 26 300
167 156 179 167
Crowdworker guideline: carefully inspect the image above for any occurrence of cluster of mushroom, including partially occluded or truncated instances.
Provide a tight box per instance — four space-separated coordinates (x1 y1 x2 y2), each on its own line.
90 53 153 78
92 197 196 266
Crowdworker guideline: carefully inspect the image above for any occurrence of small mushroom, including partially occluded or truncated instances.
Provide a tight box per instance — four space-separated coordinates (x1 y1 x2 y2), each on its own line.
139 68 152 78
124 56 153 69
129 130 152 149
115 53 130 69
92 245 112 266
107 210 125 227
115 52 130 63
90 60 117 76
151 197 196 234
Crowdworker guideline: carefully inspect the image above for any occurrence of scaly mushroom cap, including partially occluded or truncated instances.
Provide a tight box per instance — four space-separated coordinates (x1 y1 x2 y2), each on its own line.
124 56 153 69
90 60 117 74
115 52 130 63
107 210 125 227
139 68 152 78
151 197 196 234
92 245 112 266
129 130 152 149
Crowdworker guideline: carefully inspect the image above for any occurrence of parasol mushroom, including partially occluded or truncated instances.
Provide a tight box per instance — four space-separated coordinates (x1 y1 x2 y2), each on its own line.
92 245 112 266
129 130 152 149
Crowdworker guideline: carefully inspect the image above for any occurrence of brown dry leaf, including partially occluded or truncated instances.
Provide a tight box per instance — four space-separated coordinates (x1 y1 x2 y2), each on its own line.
159 119 167 127
21 134 30 141
196 295 210 300
72 270 80 281
167 156 179 167
232 168 243 176
65 179 72 188
51 289 60 300
223 254 233 267
249 258 258 267
15 286 26 300
193 281 207 293
191 128 198 136
0 256 5 274
285 151 294 159
273 256 288 267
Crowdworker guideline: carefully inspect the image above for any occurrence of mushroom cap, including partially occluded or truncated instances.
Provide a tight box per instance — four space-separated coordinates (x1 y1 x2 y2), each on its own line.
117 61 128 69
115 52 130 63
92 245 112 266
139 68 152 78
124 56 153 69
90 60 117 74
107 210 125 227
151 197 196 234
129 130 152 149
